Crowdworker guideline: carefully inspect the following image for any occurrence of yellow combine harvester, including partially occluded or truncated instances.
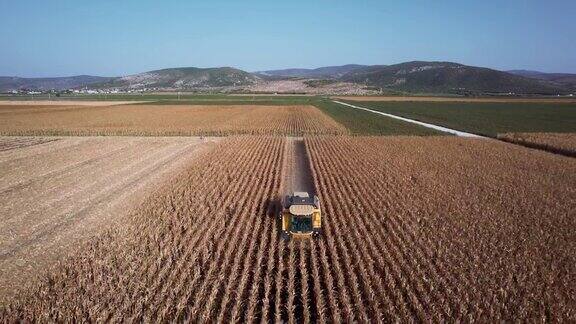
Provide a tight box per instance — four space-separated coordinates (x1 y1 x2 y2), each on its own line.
280 192 321 239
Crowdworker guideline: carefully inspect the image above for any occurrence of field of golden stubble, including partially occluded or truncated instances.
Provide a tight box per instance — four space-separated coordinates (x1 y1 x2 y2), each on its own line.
0 136 218 302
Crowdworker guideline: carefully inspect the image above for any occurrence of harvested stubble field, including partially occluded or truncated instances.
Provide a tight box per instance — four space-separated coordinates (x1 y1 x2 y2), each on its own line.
0 136 59 152
498 132 576 157
0 136 218 302
0 104 346 136
2 136 574 322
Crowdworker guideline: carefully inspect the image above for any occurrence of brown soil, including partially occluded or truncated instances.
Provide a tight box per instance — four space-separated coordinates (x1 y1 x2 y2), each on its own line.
0 136 218 301
0 137 60 152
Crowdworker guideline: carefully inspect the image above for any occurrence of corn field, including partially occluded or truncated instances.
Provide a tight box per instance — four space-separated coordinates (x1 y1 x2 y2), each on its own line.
1 136 575 322
0 104 347 136
305 136 576 321
498 132 576 157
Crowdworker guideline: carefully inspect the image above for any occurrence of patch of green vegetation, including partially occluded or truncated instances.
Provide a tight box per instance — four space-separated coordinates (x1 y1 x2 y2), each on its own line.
303 79 337 88
138 96 318 106
0 93 318 105
63 93 236 101
346 101 576 136
313 100 444 136
0 93 228 101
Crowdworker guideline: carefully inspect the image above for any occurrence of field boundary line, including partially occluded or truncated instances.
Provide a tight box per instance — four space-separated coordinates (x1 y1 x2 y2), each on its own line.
497 136 576 158
332 100 485 138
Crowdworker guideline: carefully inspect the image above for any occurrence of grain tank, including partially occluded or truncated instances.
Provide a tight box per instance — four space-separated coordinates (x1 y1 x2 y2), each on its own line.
280 192 321 239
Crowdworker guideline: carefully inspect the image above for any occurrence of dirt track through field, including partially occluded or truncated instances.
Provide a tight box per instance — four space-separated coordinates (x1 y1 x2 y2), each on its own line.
282 137 315 196
0 136 218 301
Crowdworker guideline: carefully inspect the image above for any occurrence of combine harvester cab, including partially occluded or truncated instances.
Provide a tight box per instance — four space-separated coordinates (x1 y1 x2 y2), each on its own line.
280 192 321 239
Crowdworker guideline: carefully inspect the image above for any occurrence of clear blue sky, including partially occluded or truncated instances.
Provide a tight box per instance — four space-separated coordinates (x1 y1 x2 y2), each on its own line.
1 0 575 77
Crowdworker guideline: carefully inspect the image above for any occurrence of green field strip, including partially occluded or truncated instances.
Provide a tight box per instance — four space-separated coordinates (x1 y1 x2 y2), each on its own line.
312 100 446 136
345 101 576 136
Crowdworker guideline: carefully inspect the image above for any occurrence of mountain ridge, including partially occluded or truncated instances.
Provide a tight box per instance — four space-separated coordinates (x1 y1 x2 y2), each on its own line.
339 61 571 95
507 70 576 88
256 64 375 79
0 75 114 92
2 62 574 95
92 67 259 89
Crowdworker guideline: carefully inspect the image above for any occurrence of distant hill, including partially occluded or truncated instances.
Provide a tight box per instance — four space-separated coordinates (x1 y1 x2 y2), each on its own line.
0 75 114 92
339 61 571 95
256 64 374 79
507 70 576 88
4 63 573 95
94 67 259 89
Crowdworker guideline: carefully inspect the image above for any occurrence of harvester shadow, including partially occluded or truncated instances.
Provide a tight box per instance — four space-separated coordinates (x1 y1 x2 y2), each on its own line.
266 196 283 238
